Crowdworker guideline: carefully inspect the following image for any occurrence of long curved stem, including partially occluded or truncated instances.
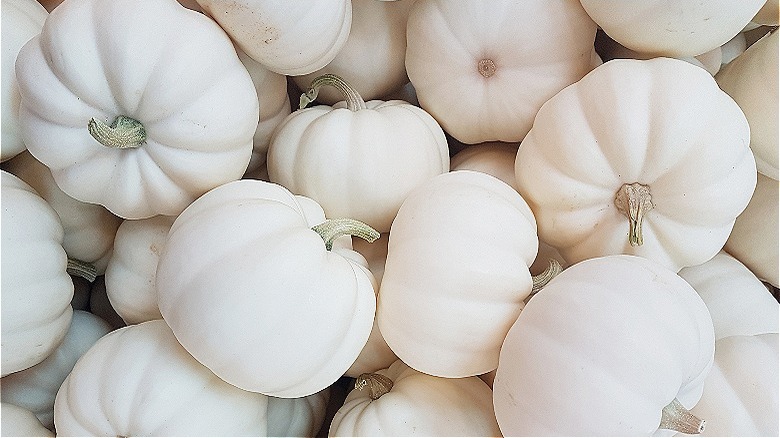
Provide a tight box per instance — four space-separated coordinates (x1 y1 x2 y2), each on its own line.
299 74 367 111
312 218 379 251
67 258 98 283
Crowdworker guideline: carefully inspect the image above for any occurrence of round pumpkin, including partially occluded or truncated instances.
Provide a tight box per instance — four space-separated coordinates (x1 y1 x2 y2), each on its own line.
515 57 756 272
0 403 53 437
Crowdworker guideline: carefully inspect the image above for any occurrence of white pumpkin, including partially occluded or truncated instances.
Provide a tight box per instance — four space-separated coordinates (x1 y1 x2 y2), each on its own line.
1 310 111 430
579 0 766 57
195 0 352 76
449 142 520 191
494 255 715 436
53 319 269 436
266 389 330 437
15 0 259 219
4 151 121 274
515 57 756 272
687 333 779 437
1 0 47 162
678 251 779 341
268 74 450 233
292 0 416 104
405 0 598 144
725 172 779 287
104 215 176 325
0 403 53 437
156 179 377 397
716 30 778 180
378 170 538 378
1 170 73 377
329 360 501 437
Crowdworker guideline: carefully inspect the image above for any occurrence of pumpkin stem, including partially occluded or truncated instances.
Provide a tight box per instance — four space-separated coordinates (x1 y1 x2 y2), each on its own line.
88 115 146 149
614 182 653 247
355 373 394 400
299 73 367 111
312 218 380 251
659 398 705 434
531 259 563 294
477 59 497 78
67 258 98 283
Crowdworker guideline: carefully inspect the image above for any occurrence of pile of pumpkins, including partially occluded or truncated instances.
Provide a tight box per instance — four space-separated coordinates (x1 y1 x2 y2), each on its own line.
2 0 778 436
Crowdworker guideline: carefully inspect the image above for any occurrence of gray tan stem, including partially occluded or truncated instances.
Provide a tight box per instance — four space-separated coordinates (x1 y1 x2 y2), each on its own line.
299 73 367 111
614 182 653 247
355 373 394 400
88 115 146 149
312 218 380 251
659 398 705 434
531 259 563 294
67 258 98 283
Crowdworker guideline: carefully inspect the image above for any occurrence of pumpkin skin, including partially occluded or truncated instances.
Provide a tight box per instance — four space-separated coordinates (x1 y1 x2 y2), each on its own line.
53 319 270 436
1 0 47 162
678 251 779 341
579 0 766 57
266 389 330 437
292 0 416 104
493 255 715 436
268 80 449 233
715 30 778 180
724 172 779 288
4 151 121 274
405 0 598 144
450 142 520 191
515 57 756 273
1 170 73 377
156 179 376 397
0 403 53 437
104 215 175 325
329 360 502 437
195 0 352 76
378 170 538 378
1 310 111 430
15 0 259 219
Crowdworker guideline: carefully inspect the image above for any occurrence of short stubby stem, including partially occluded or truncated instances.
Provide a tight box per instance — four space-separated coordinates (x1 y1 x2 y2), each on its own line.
355 373 394 400
478 58 497 78
614 182 653 247
531 259 563 294
312 218 380 251
88 115 146 149
67 258 98 283
659 398 705 434
299 73 367 111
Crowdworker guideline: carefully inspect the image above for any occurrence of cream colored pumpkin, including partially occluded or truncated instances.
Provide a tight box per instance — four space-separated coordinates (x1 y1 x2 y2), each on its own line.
195 0 351 76
580 0 766 57
104 215 175 325
1 310 111 429
725 172 779 287
678 251 779 341
156 179 377 397
1 170 73 377
716 30 778 180
378 170 538 378
0 403 53 437
54 320 269 436
293 0 416 104
450 142 520 191
515 57 756 272
686 333 779 437
15 0 259 219
405 0 597 144
4 151 121 274
1 0 47 162
268 74 449 233
329 360 501 437
266 389 330 437
494 255 715 436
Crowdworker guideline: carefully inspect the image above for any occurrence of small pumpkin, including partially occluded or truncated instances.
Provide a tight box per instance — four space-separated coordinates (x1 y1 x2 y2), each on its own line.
377 170 538 378
268 74 449 233
156 179 377 397
1 170 73 377
15 0 259 219
194 0 352 76
329 360 501 437
53 320 270 436
493 255 715 436
515 57 756 272
0 403 53 438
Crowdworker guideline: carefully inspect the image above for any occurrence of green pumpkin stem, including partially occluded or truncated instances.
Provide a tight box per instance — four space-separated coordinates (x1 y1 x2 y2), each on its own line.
88 115 146 149
67 258 98 283
355 373 394 400
659 398 705 434
614 182 653 247
299 73 367 111
312 218 379 251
